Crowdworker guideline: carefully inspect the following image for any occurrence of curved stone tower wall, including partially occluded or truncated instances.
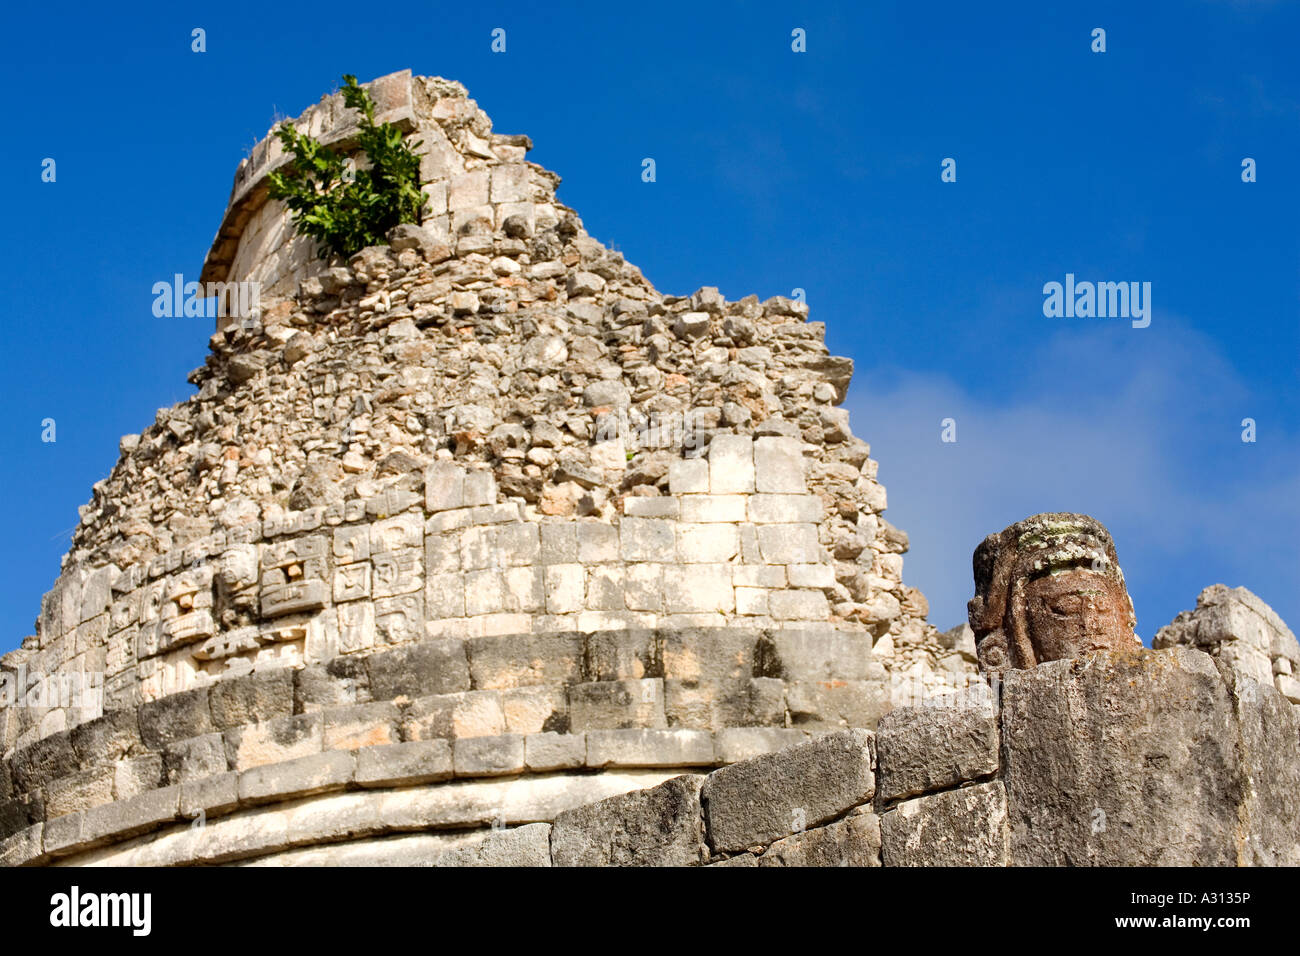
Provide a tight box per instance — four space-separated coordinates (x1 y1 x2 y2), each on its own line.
0 71 977 866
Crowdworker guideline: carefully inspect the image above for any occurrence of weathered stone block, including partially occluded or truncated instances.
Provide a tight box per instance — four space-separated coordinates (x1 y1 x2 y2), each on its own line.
756 629 873 681
139 687 214 750
42 809 86 856
333 562 371 602
374 593 426 645
676 523 740 563
753 437 805 493
585 566 626 611
544 564 585 614
372 549 423 598
663 564 733 614
463 470 498 507
111 752 162 800
403 689 505 740
875 698 999 803
454 734 525 776
755 523 822 564
551 774 706 866
425 532 461 574
0 823 43 867
45 765 115 817
733 565 786 588
660 628 759 683
1002 647 1244 866
769 589 830 620
294 656 369 713
624 563 664 612
435 822 553 866
78 785 181 848
539 523 578 564
748 493 822 524
586 729 714 768
225 712 323 770
179 771 239 819
668 458 709 494
238 751 355 804
366 639 470 700
449 169 490 210
424 572 466 619
787 564 836 589
679 495 746 523
707 435 754 494
501 566 545 613
620 518 676 562
758 811 881 866
69 709 142 767
209 669 294 729
525 731 587 771
164 732 229 783
577 520 620 562
714 727 807 764
785 679 890 730
624 496 680 519
467 633 584 689
702 729 874 852
664 677 785 731
569 679 666 730
880 781 1008 866
464 569 506 616
323 701 401 750
333 524 371 562
1230 671 1300 865
355 740 453 788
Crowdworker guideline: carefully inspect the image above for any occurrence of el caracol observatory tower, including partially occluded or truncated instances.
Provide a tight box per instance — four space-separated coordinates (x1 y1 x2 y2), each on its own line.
0 70 983 866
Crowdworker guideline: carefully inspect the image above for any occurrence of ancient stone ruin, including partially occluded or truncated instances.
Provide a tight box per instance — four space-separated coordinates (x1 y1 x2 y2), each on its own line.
968 512 1141 677
1 72 1296 867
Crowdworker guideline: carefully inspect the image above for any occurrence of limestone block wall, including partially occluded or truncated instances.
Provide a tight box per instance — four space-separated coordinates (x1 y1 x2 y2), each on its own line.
1154 584 1300 703
0 70 980 866
473 631 1299 868
2 614 892 865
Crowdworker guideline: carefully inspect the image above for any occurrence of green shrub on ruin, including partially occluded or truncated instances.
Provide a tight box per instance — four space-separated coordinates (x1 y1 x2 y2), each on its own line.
266 74 426 259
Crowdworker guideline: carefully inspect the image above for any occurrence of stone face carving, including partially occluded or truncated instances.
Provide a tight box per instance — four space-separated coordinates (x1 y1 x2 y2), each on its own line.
260 536 329 618
967 513 1139 676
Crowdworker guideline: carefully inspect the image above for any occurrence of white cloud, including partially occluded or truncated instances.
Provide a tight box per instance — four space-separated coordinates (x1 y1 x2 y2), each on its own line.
845 323 1299 639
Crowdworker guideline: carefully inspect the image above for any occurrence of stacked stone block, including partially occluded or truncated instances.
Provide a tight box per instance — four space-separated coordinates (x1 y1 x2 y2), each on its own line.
1 70 975 866
1154 583 1300 703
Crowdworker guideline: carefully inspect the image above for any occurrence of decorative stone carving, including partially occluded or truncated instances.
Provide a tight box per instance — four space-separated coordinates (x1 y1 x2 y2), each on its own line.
260 536 328 618
967 513 1139 677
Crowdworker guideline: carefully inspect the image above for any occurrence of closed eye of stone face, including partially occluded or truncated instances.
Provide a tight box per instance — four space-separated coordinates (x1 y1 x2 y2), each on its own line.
1046 593 1085 617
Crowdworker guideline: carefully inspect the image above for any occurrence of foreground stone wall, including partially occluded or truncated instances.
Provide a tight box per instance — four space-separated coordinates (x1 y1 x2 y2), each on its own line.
518 636 1299 868
0 624 892 865
9 588 1288 866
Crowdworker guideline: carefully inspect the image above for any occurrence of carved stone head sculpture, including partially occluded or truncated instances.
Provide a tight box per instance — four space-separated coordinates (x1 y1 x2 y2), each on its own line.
967 513 1139 677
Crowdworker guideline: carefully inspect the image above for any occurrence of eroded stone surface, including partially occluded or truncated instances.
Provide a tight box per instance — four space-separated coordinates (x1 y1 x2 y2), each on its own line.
702 729 874 853
968 513 1140 677
880 781 1008 867
1001 647 1245 865
550 774 706 866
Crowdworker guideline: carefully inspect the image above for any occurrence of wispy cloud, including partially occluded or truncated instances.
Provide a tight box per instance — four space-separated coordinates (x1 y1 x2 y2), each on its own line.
846 322 1299 640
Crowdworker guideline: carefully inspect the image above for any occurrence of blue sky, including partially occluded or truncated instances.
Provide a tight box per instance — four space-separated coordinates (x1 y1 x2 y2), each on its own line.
0 0 1296 650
